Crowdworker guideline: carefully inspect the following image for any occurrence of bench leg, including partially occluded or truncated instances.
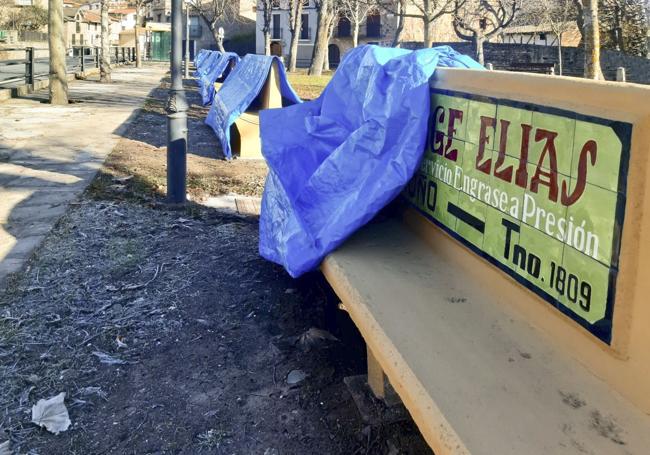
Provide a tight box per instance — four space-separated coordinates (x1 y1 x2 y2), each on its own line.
367 345 386 400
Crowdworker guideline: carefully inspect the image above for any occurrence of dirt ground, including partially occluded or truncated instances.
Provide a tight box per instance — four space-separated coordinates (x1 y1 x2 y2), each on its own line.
0 79 432 454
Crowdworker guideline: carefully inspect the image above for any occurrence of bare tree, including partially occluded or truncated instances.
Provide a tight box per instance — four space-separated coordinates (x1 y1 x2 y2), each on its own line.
48 0 68 104
189 0 239 52
2 3 47 31
100 0 111 83
134 0 150 68
0 0 11 26
340 0 372 47
576 0 604 78
600 0 648 56
309 0 335 75
258 0 274 55
288 0 305 70
390 0 408 47
453 0 520 65
323 0 341 70
412 0 462 47
520 0 576 74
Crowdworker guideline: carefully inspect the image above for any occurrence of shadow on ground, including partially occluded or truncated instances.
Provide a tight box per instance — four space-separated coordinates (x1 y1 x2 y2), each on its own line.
0 69 432 454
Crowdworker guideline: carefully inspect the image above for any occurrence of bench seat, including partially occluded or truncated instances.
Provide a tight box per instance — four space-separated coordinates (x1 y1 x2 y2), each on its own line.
322 214 650 455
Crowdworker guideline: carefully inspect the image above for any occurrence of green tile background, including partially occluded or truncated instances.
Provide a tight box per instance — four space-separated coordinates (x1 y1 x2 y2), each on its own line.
408 91 628 337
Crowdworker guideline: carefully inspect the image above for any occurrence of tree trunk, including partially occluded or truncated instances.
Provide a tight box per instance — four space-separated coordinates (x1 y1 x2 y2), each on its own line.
309 0 330 76
288 0 303 72
216 32 225 52
391 0 406 48
100 0 111 83
135 6 141 68
474 35 485 66
352 21 359 48
209 22 226 52
264 30 271 55
613 4 623 51
423 18 433 48
323 11 336 71
48 0 68 104
557 33 563 75
583 0 603 79
323 46 330 71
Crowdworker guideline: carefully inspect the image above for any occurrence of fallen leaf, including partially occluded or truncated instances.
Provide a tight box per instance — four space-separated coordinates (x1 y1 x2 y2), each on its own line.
31 392 71 434
92 351 127 365
112 175 133 183
0 441 11 455
298 327 339 350
286 369 308 385
115 336 127 349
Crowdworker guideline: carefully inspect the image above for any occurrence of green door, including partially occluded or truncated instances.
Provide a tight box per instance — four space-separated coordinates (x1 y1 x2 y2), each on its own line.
150 31 171 61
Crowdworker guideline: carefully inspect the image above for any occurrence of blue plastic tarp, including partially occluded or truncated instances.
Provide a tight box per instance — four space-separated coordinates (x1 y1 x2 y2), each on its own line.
194 49 211 69
194 51 221 86
205 54 301 160
199 52 241 106
258 45 483 278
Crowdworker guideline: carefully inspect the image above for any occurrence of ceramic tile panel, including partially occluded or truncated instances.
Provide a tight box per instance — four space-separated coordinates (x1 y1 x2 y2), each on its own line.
405 89 632 344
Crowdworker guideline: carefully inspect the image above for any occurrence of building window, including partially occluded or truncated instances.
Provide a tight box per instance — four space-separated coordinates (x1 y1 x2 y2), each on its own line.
189 16 202 38
157 13 161 22
366 13 380 38
337 16 351 37
539 33 547 41
272 0 280 8
76 21 81 33
300 13 309 40
272 14 281 39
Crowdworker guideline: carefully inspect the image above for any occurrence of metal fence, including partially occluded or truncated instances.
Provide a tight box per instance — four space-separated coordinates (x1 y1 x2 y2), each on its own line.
0 45 137 88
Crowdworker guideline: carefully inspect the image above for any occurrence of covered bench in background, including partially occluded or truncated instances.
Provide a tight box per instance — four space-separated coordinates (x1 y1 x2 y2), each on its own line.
205 54 301 160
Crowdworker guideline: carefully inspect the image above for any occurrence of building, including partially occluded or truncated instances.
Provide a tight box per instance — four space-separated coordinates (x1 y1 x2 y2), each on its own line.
10 0 47 8
255 0 390 67
254 1 459 68
146 0 170 23
144 0 255 58
501 23 582 48
63 6 121 48
110 7 138 32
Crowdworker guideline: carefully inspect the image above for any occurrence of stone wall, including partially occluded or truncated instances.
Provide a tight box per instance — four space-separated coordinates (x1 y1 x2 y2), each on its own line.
403 42 650 85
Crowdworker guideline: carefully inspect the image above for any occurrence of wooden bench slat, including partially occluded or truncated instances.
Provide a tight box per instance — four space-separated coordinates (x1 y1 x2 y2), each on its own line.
322 219 650 455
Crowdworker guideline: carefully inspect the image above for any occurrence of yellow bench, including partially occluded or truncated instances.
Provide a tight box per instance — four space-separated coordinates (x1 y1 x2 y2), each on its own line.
323 68 650 454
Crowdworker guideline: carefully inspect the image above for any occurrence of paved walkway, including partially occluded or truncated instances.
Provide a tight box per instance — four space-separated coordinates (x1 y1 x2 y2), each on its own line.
0 64 166 285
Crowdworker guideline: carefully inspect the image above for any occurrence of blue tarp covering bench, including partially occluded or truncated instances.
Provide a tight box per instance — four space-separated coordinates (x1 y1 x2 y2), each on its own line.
194 49 211 70
258 45 483 278
199 52 241 106
205 54 301 160
194 51 221 91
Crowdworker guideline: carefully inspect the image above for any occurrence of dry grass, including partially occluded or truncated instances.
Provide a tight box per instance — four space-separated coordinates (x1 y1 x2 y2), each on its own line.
87 138 268 203
86 80 268 204
287 70 333 100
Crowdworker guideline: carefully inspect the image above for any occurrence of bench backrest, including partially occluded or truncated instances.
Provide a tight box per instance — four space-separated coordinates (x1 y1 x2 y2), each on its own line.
405 69 650 412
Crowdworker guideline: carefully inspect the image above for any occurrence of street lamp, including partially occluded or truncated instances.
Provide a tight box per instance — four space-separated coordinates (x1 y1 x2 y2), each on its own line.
184 0 190 79
166 0 188 204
